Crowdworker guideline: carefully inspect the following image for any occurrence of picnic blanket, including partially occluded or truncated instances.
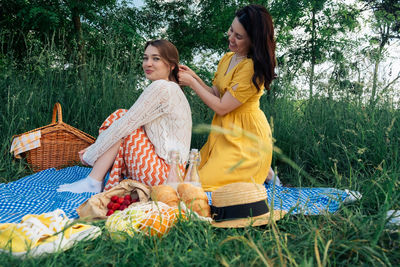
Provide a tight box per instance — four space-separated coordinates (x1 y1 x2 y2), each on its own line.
1 166 350 223
0 167 97 223
206 184 350 215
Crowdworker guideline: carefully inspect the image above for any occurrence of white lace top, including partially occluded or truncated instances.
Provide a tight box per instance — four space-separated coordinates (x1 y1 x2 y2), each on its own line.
83 80 192 165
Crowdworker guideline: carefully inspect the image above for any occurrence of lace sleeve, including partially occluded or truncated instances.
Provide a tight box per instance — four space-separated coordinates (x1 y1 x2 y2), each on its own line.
83 80 171 166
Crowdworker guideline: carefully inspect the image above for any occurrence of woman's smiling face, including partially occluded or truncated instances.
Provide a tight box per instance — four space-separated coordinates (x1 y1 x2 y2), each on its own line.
227 17 251 56
142 45 171 81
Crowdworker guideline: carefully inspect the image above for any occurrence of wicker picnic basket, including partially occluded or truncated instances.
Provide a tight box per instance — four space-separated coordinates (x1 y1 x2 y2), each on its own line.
14 103 96 172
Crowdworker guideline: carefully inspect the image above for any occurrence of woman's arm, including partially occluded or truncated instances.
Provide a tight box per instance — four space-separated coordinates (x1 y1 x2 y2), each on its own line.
82 80 171 166
179 71 242 116
179 65 219 97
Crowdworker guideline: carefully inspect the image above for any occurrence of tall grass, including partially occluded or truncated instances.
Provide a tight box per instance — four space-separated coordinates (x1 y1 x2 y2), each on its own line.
0 40 399 266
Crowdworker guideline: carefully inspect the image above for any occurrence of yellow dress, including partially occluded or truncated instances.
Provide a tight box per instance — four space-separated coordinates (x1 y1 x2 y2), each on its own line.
199 52 273 192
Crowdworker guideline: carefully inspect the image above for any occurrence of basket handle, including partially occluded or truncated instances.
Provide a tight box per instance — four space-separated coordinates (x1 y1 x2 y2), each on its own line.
51 103 63 124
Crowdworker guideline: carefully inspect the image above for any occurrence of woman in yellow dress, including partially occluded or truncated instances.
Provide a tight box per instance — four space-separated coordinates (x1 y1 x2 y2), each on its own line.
179 4 278 192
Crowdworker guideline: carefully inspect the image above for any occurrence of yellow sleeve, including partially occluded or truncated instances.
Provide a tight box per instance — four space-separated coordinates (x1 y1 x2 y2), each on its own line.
225 60 259 103
212 53 230 86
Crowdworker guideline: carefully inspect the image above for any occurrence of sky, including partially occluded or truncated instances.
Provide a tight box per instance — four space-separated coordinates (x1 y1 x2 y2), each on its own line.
126 0 145 8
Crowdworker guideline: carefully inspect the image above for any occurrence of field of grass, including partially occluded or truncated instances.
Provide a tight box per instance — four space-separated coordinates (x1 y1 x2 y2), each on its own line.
0 48 399 266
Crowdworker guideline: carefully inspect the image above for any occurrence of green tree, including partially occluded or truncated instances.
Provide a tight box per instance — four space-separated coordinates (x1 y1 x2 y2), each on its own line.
268 0 359 98
64 0 117 67
140 0 247 62
0 1 70 61
82 2 147 73
0 0 117 67
359 0 400 106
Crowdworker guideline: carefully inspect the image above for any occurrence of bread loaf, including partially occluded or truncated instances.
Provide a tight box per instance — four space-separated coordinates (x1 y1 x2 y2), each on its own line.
150 185 179 207
177 183 211 217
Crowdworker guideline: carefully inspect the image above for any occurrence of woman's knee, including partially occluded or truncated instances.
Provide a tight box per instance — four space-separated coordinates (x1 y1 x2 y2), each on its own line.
111 109 128 119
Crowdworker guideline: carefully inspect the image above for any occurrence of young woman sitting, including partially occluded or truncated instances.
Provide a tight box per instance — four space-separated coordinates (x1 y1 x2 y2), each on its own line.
57 39 192 193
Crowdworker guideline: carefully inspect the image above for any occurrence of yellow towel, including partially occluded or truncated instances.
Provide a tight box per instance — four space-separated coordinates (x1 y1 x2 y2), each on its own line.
10 131 41 158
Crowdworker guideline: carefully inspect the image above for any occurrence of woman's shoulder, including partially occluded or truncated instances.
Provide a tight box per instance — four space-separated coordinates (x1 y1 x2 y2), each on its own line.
148 79 180 91
149 79 175 87
149 79 185 99
220 52 235 63
237 57 254 72
224 51 235 58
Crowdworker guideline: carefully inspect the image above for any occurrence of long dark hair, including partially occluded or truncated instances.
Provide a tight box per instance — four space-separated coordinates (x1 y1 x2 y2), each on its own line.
236 5 276 91
144 39 180 83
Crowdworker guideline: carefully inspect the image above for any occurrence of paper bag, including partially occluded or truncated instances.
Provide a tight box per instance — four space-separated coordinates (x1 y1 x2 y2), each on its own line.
77 179 151 220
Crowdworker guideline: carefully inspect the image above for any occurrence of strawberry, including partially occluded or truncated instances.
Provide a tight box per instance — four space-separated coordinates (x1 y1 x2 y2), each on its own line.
119 205 127 210
106 210 114 216
112 203 120 211
107 201 114 210
124 195 132 202
117 197 124 204
111 196 119 202
122 199 131 206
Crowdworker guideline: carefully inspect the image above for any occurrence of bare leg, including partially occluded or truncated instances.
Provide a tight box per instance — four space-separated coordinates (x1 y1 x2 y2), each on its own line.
87 140 122 182
57 140 122 193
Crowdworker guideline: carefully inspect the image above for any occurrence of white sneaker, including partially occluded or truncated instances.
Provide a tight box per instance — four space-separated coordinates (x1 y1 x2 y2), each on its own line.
343 189 362 203
386 210 400 227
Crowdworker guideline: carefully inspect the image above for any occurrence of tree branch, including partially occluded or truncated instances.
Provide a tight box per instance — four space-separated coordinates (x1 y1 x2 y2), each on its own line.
382 72 400 92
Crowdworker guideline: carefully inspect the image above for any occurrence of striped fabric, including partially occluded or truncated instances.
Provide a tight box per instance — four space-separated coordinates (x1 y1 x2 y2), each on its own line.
10 131 41 158
100 109 173 191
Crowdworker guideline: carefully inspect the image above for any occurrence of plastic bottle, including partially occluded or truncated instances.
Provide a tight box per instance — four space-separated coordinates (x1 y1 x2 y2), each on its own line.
184 149 202 187
166 150 184 190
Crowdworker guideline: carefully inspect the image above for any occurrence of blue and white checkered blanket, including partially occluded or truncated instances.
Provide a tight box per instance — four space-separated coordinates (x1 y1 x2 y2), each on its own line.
0 167 96 223
206 185 349 215
0 166 349 223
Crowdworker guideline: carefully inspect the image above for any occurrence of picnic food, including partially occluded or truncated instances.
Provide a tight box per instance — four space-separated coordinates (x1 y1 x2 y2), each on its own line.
139 205 182 237
76 179 151 220
150 183 210 217
177 183 211 217
106 201 185 239
105 209 144 240
106 210 114 216
150 184 179 207
106 194 138 215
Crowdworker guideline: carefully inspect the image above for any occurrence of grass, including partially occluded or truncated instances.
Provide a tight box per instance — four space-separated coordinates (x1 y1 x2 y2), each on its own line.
0 46 399 266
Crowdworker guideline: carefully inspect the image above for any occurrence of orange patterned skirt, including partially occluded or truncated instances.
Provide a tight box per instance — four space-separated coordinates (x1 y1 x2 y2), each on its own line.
100 109 172 191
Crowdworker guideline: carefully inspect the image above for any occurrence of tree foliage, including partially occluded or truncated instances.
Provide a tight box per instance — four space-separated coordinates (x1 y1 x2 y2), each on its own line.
139 0 246 61
266 0 360 98
359 0 400 106
0 0 117 63
0 0 398 104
